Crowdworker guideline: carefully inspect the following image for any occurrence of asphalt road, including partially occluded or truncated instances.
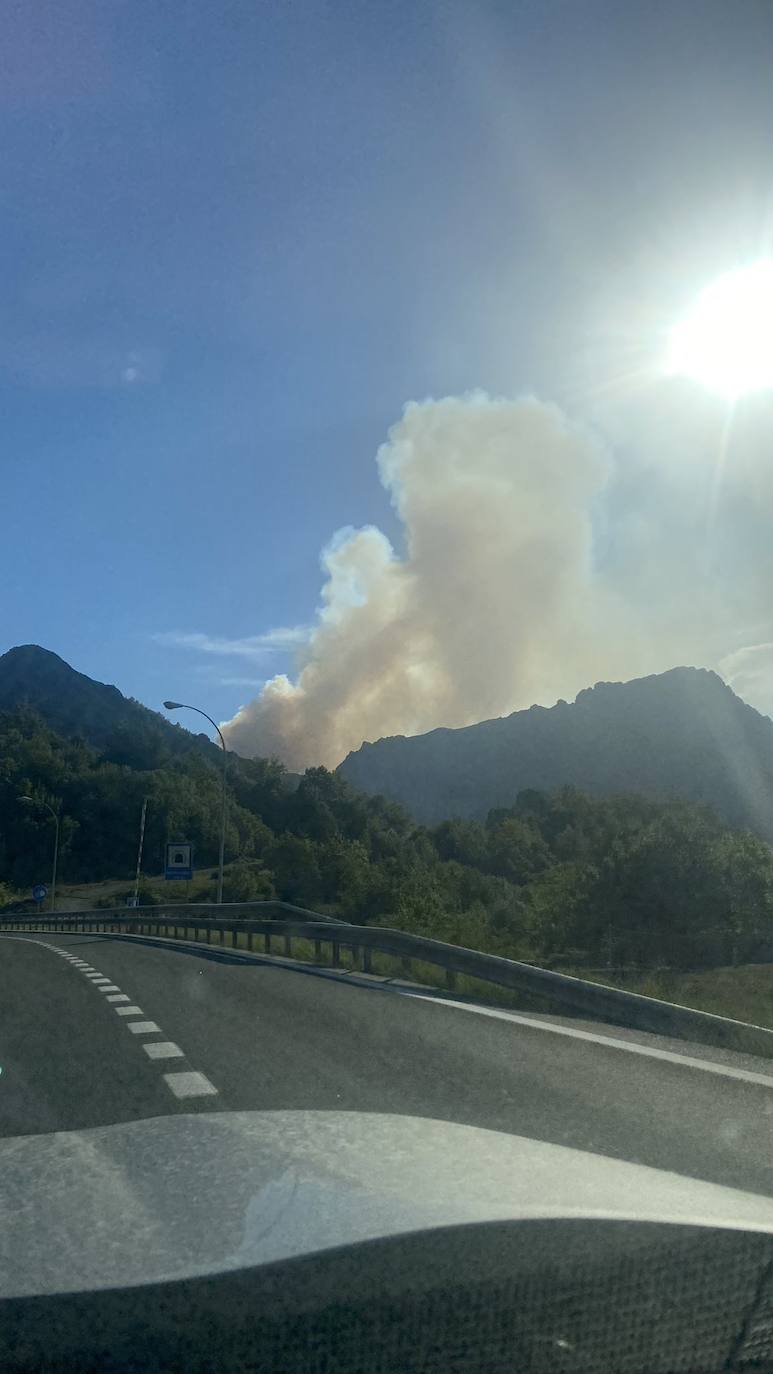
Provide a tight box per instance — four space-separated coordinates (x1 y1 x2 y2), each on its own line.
3 931 773 1198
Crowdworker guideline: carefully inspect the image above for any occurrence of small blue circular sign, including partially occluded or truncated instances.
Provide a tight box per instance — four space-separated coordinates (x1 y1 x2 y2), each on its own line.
32 884 47 903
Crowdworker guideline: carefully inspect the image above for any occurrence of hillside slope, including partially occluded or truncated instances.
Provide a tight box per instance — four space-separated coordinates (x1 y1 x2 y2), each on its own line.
0 644 220 766
338 667 773 836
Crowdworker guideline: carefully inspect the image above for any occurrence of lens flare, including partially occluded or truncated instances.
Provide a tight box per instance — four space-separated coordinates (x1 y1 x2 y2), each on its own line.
667 260 773 398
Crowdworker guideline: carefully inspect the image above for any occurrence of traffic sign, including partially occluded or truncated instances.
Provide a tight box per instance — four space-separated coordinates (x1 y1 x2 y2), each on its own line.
165 842 193 880
32 884 48 904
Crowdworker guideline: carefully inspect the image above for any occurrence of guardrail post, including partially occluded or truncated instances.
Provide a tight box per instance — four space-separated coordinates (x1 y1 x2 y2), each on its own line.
265 931 271 955
232 928 237 949
284 930 292 957
247 929 254 952
363 947 372 974
314 939 322 962
332 941 340 968
401 956 411 977
445 969 457 992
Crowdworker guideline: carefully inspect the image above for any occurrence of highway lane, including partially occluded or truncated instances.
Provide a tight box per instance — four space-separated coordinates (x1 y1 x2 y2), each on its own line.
0 937 182 1135
3 931 773 1200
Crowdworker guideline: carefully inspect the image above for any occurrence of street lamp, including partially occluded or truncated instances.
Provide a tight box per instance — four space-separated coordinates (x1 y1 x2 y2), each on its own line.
19 796 59 914
163 701 228 904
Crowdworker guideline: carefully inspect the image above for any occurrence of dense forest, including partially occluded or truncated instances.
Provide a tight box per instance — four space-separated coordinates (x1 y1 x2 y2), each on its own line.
2 705 773 973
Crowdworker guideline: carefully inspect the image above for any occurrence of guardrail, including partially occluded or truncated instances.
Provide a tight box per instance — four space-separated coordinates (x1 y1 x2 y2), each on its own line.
3 903 773 1060
0 898 344 923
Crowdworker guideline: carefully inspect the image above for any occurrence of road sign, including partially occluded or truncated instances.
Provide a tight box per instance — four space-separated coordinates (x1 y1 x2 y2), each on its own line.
165 842 193 881
32 884 47 904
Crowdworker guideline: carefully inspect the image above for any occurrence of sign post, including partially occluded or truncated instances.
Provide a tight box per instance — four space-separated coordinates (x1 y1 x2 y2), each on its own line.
164 842 193 881
133 797 148 908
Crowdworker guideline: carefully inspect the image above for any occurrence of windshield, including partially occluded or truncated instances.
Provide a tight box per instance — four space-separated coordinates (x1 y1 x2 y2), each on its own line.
4 0 773 1301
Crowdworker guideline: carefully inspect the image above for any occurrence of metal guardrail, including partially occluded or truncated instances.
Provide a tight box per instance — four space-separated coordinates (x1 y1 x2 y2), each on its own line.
3 903 773 1060
0 898 344 923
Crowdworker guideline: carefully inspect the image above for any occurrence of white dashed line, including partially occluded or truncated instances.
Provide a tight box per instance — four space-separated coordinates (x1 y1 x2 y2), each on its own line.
163 1070 218 1098
144 1042 184 1060
20 937 221 1103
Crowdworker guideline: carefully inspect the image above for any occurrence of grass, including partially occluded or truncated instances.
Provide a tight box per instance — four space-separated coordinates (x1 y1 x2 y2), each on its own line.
582 964 773 1031
57 866 273 910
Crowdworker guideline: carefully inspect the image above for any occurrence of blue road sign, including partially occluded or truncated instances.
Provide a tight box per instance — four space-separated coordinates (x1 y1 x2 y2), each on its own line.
165 842 193 880
32 884 48 904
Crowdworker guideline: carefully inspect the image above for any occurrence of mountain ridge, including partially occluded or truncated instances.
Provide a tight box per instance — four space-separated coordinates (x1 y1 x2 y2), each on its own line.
5 645 773 845
338 666 773 837
0 643 221 766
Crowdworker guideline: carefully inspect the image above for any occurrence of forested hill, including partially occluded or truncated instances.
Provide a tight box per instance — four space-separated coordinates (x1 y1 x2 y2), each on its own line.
3 646 773 975
338 667 773 838
0 645 221 767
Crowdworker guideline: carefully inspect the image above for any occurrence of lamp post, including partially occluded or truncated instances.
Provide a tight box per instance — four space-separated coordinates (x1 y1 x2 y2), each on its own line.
163 701 227 904
19 796 59 914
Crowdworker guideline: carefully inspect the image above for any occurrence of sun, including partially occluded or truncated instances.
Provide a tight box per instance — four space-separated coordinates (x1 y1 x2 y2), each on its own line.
667 260 773 398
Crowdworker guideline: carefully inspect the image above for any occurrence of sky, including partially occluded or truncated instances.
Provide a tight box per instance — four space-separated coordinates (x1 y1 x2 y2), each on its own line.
3 0 773 765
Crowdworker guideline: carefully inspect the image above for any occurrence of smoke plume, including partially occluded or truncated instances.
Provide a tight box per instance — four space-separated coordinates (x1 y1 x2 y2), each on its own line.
222 392 646 769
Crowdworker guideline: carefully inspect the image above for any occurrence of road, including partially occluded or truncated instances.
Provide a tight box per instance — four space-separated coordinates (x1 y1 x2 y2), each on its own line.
3 930 773 1198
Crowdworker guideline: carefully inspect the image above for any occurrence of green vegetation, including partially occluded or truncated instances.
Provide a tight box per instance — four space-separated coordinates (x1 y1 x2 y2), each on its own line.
596 964 773 1033
3 705 773 982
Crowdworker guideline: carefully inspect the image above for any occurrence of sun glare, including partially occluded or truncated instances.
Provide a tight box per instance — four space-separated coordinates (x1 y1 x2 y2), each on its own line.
667 259 773 398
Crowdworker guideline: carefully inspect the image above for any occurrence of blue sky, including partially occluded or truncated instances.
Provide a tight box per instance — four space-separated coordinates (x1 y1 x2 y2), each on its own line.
4 1 773 759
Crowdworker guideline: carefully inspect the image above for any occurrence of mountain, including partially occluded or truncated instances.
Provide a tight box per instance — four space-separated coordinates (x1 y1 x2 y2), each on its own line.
338 667 773 838
0 644 219 767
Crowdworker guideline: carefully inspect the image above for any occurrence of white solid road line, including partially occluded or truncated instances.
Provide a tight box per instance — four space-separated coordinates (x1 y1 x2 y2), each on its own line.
144 1042 184 1060
128 1021 161 1035
407 991 773 1091
163 1071 218 1098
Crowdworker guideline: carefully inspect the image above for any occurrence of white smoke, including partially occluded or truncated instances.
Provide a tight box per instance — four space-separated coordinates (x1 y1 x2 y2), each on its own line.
221 392 650 769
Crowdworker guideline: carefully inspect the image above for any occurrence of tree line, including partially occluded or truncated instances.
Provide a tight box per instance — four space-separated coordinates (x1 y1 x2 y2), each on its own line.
2 706 773 971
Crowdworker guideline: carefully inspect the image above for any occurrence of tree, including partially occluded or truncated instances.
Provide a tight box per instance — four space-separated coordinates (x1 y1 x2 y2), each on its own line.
432 818 489 869
265 835 322 906
221 862 275 903
318 839 371 915
485 817 551 885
